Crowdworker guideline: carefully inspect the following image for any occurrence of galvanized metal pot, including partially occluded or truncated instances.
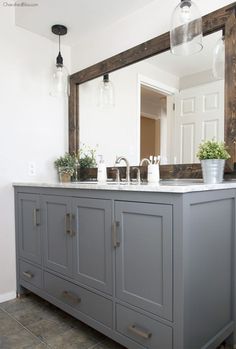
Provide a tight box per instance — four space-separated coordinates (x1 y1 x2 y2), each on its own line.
201 159 225 184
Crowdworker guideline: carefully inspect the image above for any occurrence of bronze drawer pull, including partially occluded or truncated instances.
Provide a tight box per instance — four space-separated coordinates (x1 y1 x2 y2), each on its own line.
128 324 152 339
61 290 81 304
33 208 40 227
22 271 34 279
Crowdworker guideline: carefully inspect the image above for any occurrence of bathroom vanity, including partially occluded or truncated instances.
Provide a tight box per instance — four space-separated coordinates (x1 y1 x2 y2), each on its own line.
14 182 236 349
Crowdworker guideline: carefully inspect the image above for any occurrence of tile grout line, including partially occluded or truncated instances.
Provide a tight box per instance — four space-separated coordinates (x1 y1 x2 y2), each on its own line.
0 306 52 348
88 336 110 349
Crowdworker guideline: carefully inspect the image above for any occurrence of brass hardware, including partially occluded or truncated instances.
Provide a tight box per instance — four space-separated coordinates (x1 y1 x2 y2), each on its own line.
112 221 120 248
33 208 40 226
128 324 152 339
61 290 81 304
22 271 34 279
65 213 76 236
70 213 76 237
65 213 72 236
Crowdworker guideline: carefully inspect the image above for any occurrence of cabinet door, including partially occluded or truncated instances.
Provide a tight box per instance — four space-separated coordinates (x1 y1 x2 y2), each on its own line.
72 198 113 294
42 195 73 277
115 201 172 321
18 193 41 264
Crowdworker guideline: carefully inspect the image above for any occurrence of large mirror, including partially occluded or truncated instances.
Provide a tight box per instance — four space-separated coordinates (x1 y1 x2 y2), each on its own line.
69 3 236 175
78 31 224 167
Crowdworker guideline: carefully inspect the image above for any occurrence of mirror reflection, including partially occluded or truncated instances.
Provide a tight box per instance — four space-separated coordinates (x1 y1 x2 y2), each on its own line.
79 31 224 167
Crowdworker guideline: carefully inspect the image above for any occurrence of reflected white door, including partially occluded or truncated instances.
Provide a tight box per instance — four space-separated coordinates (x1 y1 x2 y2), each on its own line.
174 80 224 164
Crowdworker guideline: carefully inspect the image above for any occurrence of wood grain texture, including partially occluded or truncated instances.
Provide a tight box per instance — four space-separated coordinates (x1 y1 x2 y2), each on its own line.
225 12 236 170
68 2 236 178
68 80 78 153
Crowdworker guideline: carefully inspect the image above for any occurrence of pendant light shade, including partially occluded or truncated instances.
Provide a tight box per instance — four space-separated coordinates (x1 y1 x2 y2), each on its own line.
98 74 115 108
170 0 203 55
51 24 69 97
212 36 225 80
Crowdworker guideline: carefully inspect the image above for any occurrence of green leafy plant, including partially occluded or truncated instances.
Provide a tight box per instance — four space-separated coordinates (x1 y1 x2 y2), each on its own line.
54 153 76 175
197 140 230 160
75 144 97 169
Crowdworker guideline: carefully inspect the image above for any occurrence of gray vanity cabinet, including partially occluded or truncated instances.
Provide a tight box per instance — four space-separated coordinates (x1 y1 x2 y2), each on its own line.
115 201 172 321
42 195 73 277
72 198 113 294
17 193 41 264
15 186 236 349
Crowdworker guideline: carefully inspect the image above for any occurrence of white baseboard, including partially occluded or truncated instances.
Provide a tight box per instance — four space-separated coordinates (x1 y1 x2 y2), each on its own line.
0 291 16 303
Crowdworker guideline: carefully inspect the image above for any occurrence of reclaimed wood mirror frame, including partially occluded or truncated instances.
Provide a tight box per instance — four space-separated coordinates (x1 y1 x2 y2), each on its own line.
68 3 236 178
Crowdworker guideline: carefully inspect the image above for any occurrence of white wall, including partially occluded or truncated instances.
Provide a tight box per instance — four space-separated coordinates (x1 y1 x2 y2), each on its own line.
71 0 233 72
79 60 178 166
0 7 70 301
179 69 222 90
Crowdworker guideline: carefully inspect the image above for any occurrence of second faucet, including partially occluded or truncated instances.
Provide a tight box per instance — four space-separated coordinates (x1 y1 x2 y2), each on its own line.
114 156 130 182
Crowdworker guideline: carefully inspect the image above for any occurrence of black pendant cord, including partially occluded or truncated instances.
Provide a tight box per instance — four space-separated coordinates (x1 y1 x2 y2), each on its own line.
51 24 67 68
56 34 63 67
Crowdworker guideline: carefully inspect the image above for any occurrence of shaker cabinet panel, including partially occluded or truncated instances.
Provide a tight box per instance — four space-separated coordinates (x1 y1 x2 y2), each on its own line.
115 201 173 320
116 304 172 349
18 193 41 264
42 195 73 277
72 198 113 294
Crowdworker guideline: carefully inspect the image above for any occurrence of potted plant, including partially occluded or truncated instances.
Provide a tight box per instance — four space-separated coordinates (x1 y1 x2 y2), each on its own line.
54 153 76 183
196 140 230 184
73 145 97 181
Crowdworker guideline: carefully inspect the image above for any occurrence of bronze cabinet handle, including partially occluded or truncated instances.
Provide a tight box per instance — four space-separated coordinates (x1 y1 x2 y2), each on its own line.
70 213 76 237
33 208 40 227
65 213 76 237
65 213 72 235
112 221 120 248
61 290 81 304
22 271 34 279
128 324 152 339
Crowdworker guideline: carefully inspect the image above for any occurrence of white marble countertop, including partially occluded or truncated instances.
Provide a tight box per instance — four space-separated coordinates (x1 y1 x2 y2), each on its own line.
13 180 236 193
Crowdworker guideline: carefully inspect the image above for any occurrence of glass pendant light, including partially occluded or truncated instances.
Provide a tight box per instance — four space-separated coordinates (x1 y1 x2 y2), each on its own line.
212 36 225 80
98 74 115 108
170 0 203 55
51 24 69 97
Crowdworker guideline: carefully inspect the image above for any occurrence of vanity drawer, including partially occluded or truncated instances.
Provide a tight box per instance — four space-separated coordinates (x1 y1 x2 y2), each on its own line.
116 304 172 349
19 260 42 289
44 272 112 328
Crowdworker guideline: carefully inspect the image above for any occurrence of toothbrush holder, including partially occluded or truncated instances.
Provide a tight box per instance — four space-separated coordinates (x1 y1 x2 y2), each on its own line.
147 164 160 184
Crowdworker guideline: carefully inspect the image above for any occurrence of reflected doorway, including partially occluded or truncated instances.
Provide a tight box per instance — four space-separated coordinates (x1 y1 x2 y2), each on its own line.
140 83 174 164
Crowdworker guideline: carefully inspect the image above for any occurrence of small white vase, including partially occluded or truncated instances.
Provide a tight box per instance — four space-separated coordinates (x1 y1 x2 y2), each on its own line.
201 159 225 184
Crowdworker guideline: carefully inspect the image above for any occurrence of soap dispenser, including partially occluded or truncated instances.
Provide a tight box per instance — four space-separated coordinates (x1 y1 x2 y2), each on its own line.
97 155 107 183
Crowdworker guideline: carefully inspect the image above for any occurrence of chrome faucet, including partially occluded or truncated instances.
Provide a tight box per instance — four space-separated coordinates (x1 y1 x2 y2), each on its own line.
115 156 130 182
139 158 151 166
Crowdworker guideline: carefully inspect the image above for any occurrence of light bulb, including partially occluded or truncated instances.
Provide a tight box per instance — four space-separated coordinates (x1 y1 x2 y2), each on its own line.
98 74 115 108
170 0 203 55
51 65 68 97
180 5 191 22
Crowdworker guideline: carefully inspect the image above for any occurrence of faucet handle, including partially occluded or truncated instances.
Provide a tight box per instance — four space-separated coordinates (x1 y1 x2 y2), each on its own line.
112 167 120 183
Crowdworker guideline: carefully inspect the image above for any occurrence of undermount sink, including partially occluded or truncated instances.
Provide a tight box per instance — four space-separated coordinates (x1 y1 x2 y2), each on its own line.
72 179 204 186
160 179 203 185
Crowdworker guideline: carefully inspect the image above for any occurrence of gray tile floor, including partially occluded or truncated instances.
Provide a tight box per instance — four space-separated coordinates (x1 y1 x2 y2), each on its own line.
0 293 125 349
